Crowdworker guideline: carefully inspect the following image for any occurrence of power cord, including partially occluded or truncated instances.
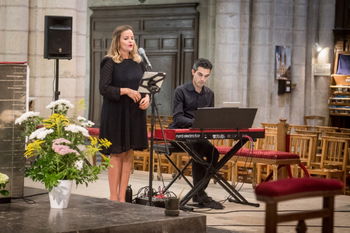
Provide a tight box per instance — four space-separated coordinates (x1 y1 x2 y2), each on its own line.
11 192 48 204
194 209 350 214
208 224 350 229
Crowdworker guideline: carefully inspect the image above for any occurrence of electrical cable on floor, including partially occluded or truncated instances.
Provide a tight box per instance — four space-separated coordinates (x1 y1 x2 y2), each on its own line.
207 224 350 229
10 192 49 204
193 209 350 214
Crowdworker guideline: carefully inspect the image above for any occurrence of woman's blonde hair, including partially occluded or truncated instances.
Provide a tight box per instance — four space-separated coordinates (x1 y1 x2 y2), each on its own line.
106 25 142 63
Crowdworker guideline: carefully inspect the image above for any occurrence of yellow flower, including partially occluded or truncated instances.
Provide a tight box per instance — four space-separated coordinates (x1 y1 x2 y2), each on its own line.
43 113 69 129
89 136 98 146
24 140 44 158
99 138 112 148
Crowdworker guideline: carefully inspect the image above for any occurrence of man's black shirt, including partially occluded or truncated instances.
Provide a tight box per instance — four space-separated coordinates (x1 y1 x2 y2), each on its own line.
169 82 214 128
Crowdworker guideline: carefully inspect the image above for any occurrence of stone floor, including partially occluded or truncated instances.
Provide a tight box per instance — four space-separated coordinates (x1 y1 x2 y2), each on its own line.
1 186 205 233
24 170 350 233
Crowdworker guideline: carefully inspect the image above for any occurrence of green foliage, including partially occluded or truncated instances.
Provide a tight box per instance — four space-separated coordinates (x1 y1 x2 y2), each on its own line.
16 99 111 191
0 172 9 196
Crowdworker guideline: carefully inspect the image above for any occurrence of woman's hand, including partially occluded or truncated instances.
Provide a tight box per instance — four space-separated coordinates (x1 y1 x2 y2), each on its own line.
121 88 141 103
139 94 150 110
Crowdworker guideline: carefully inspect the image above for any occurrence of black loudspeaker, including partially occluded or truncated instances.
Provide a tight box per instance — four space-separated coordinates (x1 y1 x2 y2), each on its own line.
44 16 72 59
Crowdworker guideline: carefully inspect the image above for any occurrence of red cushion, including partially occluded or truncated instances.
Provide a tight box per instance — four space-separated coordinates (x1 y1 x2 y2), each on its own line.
88 127 100 136
216 146 233 154
215 147 299 159
255 178 344 197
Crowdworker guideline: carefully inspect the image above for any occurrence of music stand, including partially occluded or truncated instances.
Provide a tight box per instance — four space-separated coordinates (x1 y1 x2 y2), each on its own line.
138 71 166 206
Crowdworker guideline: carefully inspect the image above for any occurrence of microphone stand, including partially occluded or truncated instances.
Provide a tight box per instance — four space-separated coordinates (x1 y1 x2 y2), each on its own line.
141 66 164 206
148 85 157 206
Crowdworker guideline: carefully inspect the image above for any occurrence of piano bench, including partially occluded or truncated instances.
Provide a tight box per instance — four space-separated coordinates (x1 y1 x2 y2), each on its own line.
215 147 309 185
255 178 343 233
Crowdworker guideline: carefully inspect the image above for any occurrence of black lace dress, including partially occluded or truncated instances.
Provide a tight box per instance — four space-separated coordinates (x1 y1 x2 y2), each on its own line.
99 57 148 154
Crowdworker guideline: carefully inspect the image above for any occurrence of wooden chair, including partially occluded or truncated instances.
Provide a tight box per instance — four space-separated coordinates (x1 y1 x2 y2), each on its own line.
288 124 309 134
324 131 350 138
256 127 278 150
304 115 326 126
315 126 338 133
210 139 234 181
254 127 278 182
255 178 343 233
133 150 149 171
308 136 349 192
339 128 350 133
289 134 317 176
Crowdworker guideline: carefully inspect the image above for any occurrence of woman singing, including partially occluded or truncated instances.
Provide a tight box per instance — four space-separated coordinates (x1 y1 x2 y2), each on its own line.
99 25 150 202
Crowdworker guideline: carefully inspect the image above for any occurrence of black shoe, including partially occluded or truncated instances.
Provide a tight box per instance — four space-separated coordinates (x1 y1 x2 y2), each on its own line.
193 192 212 203
199 199 224 210
198 193 213 203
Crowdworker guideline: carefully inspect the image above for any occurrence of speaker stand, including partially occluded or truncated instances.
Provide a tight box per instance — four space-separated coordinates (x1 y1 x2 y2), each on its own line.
54 59 60 100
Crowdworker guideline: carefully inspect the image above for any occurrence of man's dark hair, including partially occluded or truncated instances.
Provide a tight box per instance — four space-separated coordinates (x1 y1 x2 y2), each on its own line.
192 58 213 71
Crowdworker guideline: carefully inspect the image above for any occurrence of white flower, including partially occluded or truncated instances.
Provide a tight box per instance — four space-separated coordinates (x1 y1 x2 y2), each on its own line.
82 120 95 127
77 116 95 127
15 111 40 125
77 116 87 122
65 124 90 137
77 144 86 152
29 127 54 140
46 99 74 110
74 160 84 170
0 173 9 184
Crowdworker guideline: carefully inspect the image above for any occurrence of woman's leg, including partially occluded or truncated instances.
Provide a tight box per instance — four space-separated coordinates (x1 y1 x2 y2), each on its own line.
108 153 124 201
118 149 133 202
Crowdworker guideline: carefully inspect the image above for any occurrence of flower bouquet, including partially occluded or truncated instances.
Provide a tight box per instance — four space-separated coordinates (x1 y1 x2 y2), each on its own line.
0 172 9 197
15 99 110 191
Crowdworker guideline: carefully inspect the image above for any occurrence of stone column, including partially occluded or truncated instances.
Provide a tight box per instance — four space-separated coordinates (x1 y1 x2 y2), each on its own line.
0 0 29 61
289 0 308 124
248 0 279 123
213 0 250 107
308 0 335 123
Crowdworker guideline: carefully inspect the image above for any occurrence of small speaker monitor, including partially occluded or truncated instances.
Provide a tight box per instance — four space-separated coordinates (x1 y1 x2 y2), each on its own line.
44 16 72 59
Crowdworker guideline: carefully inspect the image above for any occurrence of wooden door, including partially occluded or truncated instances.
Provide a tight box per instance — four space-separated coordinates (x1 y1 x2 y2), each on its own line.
89 4 199 126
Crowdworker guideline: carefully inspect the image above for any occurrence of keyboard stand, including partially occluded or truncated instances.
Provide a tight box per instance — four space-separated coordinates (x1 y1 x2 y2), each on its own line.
153 143 194 191
154 137 260 210
176 137 260 209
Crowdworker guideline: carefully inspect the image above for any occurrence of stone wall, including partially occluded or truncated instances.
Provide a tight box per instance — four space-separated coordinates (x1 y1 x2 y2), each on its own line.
0 0 335 123
0 0 88 117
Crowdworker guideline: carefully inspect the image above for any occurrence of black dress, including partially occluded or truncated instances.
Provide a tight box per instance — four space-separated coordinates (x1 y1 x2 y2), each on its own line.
99 57 148 154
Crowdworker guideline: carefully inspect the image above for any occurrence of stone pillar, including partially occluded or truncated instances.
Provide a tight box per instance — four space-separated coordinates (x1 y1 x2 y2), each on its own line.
290 0 308 124
0 0 29 62
308 0 335 123
248 0 276 123
213 0 250 107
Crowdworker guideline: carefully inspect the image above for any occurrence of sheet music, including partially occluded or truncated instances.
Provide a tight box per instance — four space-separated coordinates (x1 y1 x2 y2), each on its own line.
138 71 165 94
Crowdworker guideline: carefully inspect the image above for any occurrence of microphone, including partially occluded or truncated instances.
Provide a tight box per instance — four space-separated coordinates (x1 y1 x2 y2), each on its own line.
138 48 152 70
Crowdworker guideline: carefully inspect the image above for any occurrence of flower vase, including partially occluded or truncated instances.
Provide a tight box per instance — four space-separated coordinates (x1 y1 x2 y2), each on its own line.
48 180 73 208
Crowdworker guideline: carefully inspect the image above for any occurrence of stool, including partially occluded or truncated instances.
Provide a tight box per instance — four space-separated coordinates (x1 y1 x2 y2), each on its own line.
255 178 343 233
216 147 309 186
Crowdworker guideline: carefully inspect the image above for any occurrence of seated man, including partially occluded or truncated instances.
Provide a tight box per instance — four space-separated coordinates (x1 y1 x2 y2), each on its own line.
169 58 223 209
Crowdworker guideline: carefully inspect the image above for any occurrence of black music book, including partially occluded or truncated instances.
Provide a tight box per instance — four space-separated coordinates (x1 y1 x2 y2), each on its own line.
191 107 257 129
